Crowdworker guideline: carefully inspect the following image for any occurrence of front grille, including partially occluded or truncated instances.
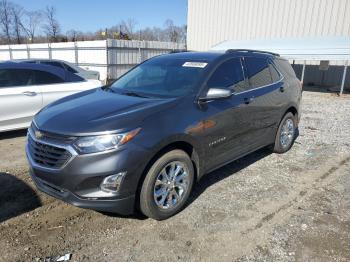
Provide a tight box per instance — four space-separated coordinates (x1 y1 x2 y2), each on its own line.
28 135 72 169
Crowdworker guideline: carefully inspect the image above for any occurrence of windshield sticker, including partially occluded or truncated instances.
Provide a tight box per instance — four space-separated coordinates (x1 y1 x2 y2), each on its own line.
182 62 208 68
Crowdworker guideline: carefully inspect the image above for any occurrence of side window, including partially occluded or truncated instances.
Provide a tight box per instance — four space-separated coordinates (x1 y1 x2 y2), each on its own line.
244 57 273 88
269 62 281 82
34 70 64 85
0 69 34 87
64 64 78 73
275 59 297 78
41 61 65 70
207 58 246 92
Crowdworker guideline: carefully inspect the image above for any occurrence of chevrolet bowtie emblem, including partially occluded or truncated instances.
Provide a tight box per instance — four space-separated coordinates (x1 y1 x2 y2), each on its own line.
35 130 43 139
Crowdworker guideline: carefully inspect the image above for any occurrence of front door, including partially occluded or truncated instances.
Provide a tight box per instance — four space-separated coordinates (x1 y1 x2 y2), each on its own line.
199 57 256 170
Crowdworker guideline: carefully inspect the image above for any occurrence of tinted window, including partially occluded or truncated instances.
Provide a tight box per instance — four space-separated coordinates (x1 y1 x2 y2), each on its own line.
63 64 78 73
41 61 65 69
0 69 34 87
34 70 64 85
269 62 281 82
275 59 296 78
110 58 205 98
245 57 272 88
207 58 246 92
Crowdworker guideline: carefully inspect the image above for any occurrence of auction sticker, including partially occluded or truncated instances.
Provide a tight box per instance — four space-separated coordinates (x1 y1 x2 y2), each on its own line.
182 62 208 68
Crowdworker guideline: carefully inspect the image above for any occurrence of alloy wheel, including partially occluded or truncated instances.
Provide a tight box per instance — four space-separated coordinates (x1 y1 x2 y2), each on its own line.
153 161 189 210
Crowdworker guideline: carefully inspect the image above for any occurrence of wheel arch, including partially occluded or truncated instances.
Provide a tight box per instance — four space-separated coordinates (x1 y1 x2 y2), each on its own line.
285 105 299 126
134 138 202 212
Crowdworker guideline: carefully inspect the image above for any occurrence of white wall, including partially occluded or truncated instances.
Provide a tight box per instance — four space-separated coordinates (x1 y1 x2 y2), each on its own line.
187 0 350 51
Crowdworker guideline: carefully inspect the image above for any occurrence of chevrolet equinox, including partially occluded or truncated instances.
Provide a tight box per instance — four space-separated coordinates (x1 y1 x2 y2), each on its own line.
26 50 302 220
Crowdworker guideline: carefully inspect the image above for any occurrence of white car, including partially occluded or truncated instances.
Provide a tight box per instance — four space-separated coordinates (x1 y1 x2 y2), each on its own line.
0 62 102 132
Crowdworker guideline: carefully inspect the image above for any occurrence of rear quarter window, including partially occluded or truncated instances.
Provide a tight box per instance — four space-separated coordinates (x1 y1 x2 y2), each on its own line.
268 62 282 82
63 64 78 73
275 59 296 78
41 61 65 70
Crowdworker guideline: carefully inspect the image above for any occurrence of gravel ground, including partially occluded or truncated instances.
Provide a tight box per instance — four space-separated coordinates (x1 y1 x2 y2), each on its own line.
0 91 349 262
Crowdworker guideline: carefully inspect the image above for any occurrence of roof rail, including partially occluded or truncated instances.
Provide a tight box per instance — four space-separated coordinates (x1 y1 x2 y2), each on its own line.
225 49 280 57
169 50 189 54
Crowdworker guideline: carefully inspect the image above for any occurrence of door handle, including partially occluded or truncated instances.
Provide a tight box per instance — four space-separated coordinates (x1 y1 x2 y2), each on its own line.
280 86 285 92
22 91 37 96
244 97 254 104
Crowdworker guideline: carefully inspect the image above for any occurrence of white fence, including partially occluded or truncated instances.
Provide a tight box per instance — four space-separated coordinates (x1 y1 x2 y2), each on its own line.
0 39 186 81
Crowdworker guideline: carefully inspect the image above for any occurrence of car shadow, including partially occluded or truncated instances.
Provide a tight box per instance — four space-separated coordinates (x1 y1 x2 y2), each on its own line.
187 147 272 206
0 172 42 223
0 129 27 140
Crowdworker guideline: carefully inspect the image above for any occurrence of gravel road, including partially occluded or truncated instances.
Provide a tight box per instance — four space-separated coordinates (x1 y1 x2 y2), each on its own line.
0 91 349 262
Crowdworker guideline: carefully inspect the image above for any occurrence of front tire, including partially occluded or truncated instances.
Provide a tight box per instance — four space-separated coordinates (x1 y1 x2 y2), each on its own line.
272 112 296 154
139 150 194 220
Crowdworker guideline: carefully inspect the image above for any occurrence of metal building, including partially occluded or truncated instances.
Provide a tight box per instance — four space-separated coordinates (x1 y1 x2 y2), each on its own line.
187 0 350 93
187 0 350 51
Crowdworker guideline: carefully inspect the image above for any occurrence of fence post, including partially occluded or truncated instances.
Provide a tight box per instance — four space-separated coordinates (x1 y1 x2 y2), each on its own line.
8 45 13 60
48 42 52 59
106 39 109 84
301 60 306 86
138 40 142 63
74 41 79 65
340 60 348 96
26 44 30 59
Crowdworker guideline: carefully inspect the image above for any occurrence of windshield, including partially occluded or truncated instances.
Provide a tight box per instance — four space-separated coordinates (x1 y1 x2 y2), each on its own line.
110 58 207 98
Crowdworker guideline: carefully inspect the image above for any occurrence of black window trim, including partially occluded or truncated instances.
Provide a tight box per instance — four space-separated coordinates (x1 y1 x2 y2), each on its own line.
268 58 283 83
234 57 285 95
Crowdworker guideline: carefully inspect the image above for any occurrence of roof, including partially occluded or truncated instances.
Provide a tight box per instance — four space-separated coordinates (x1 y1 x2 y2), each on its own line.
211 37 350 61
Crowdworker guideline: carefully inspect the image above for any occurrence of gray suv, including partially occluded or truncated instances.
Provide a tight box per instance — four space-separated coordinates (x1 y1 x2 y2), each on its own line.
26 50 302 220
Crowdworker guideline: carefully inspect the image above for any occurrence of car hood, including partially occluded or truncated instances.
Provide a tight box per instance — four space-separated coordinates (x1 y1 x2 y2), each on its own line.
34 88 178 136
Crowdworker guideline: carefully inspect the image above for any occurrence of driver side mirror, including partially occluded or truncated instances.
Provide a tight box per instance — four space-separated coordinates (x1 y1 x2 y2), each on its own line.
199 88 233 102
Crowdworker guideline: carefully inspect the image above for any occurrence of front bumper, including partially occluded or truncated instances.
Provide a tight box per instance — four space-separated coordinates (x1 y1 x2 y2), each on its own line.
25 130 150 215
29 168 135 215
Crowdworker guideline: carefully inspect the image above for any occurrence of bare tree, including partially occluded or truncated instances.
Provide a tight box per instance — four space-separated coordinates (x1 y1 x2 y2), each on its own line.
43 5 60 41
22 11 42 43
164 19 181 42
0 0 12 43
66 29 85 42
10 4 24 44
121 18 138 37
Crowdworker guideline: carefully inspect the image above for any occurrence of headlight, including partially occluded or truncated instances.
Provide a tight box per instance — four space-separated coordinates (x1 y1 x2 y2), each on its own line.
73 128 141 154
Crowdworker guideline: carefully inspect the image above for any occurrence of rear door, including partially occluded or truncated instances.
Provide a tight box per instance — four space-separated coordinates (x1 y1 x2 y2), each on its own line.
241 56 284 148
0 69 43 131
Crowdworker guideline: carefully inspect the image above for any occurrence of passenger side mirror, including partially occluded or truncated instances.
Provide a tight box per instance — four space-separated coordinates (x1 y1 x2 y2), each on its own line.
199 88 233 102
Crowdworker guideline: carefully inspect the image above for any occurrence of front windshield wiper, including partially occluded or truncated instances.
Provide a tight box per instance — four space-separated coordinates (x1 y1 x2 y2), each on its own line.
122 91 149 98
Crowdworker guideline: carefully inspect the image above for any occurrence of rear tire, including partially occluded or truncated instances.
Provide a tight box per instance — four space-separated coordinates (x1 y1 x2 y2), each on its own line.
139 150 194 220
272 112 296 154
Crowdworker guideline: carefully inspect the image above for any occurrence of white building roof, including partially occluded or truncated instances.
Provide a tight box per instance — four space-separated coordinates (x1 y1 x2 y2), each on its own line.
210 37 350 61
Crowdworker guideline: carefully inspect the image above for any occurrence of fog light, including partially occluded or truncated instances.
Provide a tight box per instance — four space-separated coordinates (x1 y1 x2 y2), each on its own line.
100 172 126 193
